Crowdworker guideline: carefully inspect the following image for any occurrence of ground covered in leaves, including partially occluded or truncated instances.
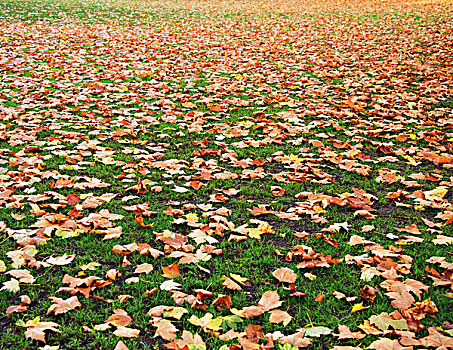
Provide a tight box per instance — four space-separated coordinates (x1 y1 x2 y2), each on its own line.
0 0 453 349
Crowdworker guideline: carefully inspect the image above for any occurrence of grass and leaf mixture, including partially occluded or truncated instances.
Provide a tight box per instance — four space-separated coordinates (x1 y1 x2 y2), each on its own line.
0 0 453 349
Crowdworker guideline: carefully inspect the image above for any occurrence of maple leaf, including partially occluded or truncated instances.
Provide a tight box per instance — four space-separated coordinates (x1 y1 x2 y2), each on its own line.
433 235 453 245
1 278 20 293
46 296 81 315
0 260 6 272
369 313 409 331
302 326 333 337
46 254 75 266
18 317 60 343
134 263 153 274
241 305 265 319
162 264 180 278
420 327 453 348
160 280 182 291
163 307 188 320
7 269 35 283
6 304 28 316
189 313 223 332
170 330 206 350
212 294 233 311
278 331 311 347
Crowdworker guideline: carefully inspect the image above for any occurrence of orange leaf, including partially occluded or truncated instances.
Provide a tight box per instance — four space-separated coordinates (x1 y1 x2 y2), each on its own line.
162 264 180 278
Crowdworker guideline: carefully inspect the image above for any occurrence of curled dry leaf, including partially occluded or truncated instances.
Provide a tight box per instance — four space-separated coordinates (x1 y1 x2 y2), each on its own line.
360 285 378 303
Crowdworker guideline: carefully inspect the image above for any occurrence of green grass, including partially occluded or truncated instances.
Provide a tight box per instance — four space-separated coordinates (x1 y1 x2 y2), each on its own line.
0 0 453 349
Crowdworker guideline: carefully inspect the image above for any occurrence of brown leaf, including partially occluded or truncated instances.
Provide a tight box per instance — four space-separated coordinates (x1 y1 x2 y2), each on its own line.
212 294 232 310
420 326 453 348
6 304 28 316
279 331 311 347
134 263 153 274
242 305 265 319
335 325 366 339
360 285 378 303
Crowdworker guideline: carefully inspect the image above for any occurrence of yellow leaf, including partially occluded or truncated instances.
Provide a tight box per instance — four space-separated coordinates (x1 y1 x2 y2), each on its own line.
205 317 223 331
313 205 326 214
248 228 263 239
351 302 369 314
230 273 247 285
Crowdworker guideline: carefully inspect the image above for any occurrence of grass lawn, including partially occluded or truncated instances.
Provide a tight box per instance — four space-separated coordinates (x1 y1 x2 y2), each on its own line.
0 0 453 349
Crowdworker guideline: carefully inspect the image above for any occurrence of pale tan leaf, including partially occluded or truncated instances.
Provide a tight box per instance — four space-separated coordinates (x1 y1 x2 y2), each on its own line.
269 309 292 326
113 326 140 338
258 290 283 311
46 296 81 315
272 268 298 283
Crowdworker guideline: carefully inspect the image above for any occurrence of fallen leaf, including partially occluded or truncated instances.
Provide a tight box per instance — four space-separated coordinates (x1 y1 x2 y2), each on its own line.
351 302 369 313
46 296 81 315
273 268 298 283
269 309 292 326
162 264 180 278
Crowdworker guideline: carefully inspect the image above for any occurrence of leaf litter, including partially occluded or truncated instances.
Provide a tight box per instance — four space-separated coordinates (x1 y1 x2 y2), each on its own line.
0 0 453 348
